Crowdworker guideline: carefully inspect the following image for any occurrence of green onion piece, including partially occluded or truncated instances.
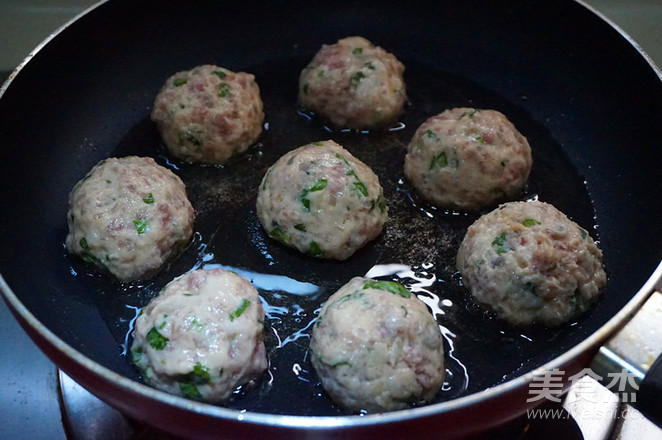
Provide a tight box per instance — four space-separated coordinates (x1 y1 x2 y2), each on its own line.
365 61 375 70
79 237 90 250
578 227 588 239
269 226 291 244
179 382 202 400
475 135 485 144
143 193 155 204
309 179 328 192
350 71 366 87
146 327 169 350
191 362 211 384
429 151 448 170
294 223 306 232
307 241 323 258
363 280 411 298
230 299 251 321
302 83 310 95
218 82 231 98
131 346 143 364
133 220 149 235
352 181 369 197
212 70 227 79
300 179 328 211
378 198 387 213
424 129 440 141
492 233 508 254
312 141 324 146
522 219 541 227
173 78 187 87
352 47 363 55
191 318 203 331
331 360 351 368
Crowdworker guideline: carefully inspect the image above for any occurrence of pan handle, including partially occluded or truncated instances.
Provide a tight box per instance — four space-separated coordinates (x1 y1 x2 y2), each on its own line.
590 291 662 427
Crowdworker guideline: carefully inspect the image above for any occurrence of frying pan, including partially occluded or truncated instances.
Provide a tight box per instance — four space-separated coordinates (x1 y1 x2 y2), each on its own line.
1 0 661 438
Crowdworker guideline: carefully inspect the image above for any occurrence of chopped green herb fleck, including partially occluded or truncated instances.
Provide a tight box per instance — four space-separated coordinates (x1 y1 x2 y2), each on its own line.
365 61 375 70
179 382 202 400
578 227 588 239
212 70 227 79
269 225 291 244
183 131 201 146
191 362 211 384
331 360 351 368
475 135 485 144
352 47 363 55
350 71 366 87
191 318 203 331
300 179 328 211
131 346 143 364
522 219 541 227
230 299 251 321
424 129 440 141
173 78 187 87
317 69 325 78
312 141 324 146
307 241 323 258
133 220 149 235
218 82 231 98
352 181 369 197
378 198 387 213
81 250 99 265
146 327 169 350
79 237 90 250
105 179 111 184
302 83 310 95
492 233 508 254
143 193 155 204
363 280 411 298
429 151 448 169
294 223 306 232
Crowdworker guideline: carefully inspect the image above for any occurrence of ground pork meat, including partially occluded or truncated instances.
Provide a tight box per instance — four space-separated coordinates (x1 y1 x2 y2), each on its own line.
298 36 406 130
151 64 264 164
131 268 268 403
310 276 445 413
404 108 532 211
456 201 606 326
256 140 388 260
65 156 194 281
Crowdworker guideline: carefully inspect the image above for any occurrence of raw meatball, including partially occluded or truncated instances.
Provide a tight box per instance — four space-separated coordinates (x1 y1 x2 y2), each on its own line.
456 201 606 326
131 268 268 403
404 108 532 211
298 36 406 130
151 64 264 164
256 140 388 260
310 277 445 413
65 156 194 282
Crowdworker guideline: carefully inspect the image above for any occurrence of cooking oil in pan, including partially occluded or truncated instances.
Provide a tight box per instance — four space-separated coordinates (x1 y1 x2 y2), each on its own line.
65 56 599 416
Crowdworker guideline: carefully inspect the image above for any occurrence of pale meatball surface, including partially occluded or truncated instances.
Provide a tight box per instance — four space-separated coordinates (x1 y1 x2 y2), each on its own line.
65 156 194 281
310 277 445 413
151 64 264 164
456 201 606 326
131 268 268 403
256 140 388 260
404 108 532 211
298 36 406 130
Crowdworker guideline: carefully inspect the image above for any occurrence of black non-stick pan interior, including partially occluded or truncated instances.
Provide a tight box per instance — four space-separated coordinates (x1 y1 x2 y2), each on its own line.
0 0 660 417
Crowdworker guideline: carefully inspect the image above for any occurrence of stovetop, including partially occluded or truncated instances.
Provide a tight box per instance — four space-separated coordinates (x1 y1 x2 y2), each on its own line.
1 1 661 439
